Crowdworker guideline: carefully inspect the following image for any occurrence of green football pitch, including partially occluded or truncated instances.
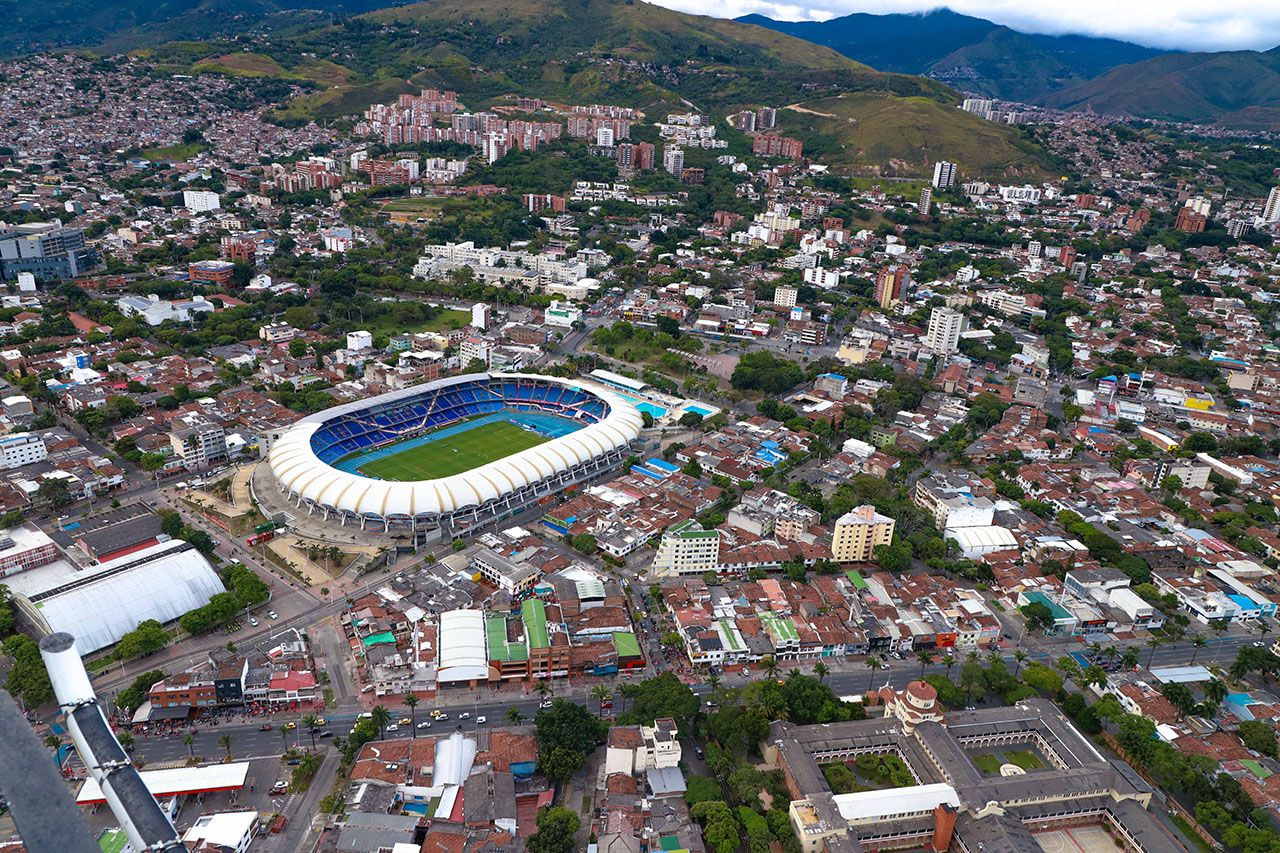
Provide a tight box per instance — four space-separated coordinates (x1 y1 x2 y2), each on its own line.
356 420 549 481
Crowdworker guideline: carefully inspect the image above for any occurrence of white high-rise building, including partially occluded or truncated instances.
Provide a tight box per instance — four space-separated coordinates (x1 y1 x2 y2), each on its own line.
471 302 491 330
773 285 798 308
924 306 963 355
663 145 684 178
596 126 615 147
0 432 47 469
932 161 956 190
1263 186 1280 224
919 186 933 215
182 190 221 213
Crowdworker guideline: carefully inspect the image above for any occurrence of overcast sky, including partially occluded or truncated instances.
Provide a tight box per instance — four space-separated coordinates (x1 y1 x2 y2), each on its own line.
650 0 1280 51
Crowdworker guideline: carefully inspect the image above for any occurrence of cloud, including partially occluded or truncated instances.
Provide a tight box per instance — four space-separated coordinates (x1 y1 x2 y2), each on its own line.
654 0 1280 51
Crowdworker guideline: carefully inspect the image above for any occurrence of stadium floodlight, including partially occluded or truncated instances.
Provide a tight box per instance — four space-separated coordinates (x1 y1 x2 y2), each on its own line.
38 632 186 853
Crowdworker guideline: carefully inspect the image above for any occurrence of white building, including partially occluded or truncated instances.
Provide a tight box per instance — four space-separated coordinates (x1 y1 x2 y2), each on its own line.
651 520 720 578
663 145 684 178
116 294 216 326
999 185 1042 205
0 432 47 469
923 306 963 355
259 322 296 344
932 161 956 190
803 267 841 290
774 285 798 308
170 416 228 472
181 811 258 853
346 330 374 351
182 190 221 213
1263 186 1280 224
16 272 36 292
544 301 582 328
471 303 491 331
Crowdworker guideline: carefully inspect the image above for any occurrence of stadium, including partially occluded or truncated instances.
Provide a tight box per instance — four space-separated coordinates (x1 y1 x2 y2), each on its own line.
265 373 644 538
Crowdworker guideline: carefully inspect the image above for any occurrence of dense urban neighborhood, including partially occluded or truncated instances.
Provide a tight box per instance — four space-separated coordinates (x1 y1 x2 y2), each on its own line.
3 5 1280 853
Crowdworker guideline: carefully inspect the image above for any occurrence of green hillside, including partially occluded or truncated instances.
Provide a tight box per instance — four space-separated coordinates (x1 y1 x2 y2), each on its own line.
777 93 1056 178
1041 49 1280 130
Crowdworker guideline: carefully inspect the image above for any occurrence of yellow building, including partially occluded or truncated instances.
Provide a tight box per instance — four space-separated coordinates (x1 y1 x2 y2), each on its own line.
831 505 896 562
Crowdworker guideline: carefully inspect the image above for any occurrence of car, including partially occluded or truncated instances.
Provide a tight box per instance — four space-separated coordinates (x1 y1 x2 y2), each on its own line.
1254 641 1267 647
435 713 449 722
314 717 326 726
476 716 487 725
259 724 272 731
283 722 296 731
417 721 433 730
319 731 333 738
398 717 411 725
270 782 288 795
430 709 444 719
385 724 399 732
539 700 553 709
458 712 471 720
248 617 259 627
267 610 278 620
695 746 704 759
286 758 300 766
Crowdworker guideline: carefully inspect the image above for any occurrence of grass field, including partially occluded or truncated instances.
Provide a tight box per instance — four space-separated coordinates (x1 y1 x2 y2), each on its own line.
356 421 548 480
142 142 206 162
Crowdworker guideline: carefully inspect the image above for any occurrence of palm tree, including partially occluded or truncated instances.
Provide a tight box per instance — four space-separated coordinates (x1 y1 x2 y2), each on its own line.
218 734 233 760
301 714 319 750
534 680 551 701
404 695 419 739
1121 647 1140 671
916 649 935 679
1204 678 1229 706
370 705 391 741
706 673 722 692
590 685 612 718
813 661 829 683
942 654 956 678
1013 650 1028 677
866 656 883 691
762 656 780 680
293 751 322 788
117 731 134 752
505 706 526 725
1146 637 1162 669
1190 636 1208 664
183 733 195 760
1103 646 1118 666
44 734 62 750
1259 621 1273 641
787 668 802 681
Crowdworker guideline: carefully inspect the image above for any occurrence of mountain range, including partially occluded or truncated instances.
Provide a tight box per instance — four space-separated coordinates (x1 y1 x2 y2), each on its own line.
741 10 1280 130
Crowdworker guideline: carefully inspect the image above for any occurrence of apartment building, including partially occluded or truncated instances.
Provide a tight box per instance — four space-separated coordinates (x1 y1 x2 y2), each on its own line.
831 505 895 562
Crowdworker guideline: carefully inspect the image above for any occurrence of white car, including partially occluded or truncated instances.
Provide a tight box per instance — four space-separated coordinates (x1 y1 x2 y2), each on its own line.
459 712 471 720
435 713 449 722
417 720 432 729
476 716 487 725
385 724 399 732
539 700 553 709
248 617 259 627
267 610 278 620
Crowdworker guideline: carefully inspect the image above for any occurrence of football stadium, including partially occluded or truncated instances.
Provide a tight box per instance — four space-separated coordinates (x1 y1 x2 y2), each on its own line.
265 373 643 538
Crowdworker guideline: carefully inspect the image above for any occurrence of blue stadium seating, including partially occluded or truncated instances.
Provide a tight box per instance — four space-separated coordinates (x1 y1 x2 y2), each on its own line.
310 378 609 464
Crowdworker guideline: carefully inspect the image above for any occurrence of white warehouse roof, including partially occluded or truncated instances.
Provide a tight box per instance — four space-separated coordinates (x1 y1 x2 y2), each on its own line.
437 610 488 683
77 762 250 804
834 783 959 823
17 541 225 654
267 373 643 519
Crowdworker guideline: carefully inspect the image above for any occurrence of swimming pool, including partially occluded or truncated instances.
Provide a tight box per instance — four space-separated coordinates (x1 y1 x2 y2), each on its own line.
683 404 714 417
613 392 668 419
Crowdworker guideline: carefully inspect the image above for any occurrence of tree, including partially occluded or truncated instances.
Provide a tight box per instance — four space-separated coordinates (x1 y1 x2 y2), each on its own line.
590 684 612 718
731 350 804 395
1238 720 1278 757
1020 601 1056 634
535 700 606 783
526 805 580 853
761 655 780 680
1160 682 1196 720
690 800 740 853
219 734 233 759
3 634 53 706
942 654 956 677
370 705 391 741
404 694 419 738
183 732 195 760
301 713 320 750
1146 637 1162 668
506 706 526 725
618 672 698 729
1012 649 1028 677
916 649 934 679
569 533 597 555
35 477 73 510
684 775 722 807
813 661 829 682
865 656 883 690
113 619 169 661
1190 635 1207 664
117 731 135 752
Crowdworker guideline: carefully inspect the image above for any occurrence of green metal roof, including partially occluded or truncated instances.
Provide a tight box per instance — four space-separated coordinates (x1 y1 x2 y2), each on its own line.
522 599 550 649
613 631 641 659
361 631 396 647
487 616 528 662
845 570 868 590
717 618 744 652
1022 591 1073 621
759 612 798 643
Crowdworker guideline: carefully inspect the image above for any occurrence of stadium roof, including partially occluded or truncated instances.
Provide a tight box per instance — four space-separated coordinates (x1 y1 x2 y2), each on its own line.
267 373 644 519
15 541 224 654
437 610 488 683
76 762 249 804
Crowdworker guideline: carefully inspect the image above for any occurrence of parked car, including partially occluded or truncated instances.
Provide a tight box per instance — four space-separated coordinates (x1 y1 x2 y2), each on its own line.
270 782 288 795
266 610 278 620
248 617 259 627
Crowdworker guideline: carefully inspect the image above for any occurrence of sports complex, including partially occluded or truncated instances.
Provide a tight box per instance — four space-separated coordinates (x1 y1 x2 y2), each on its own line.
264 373 644 538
